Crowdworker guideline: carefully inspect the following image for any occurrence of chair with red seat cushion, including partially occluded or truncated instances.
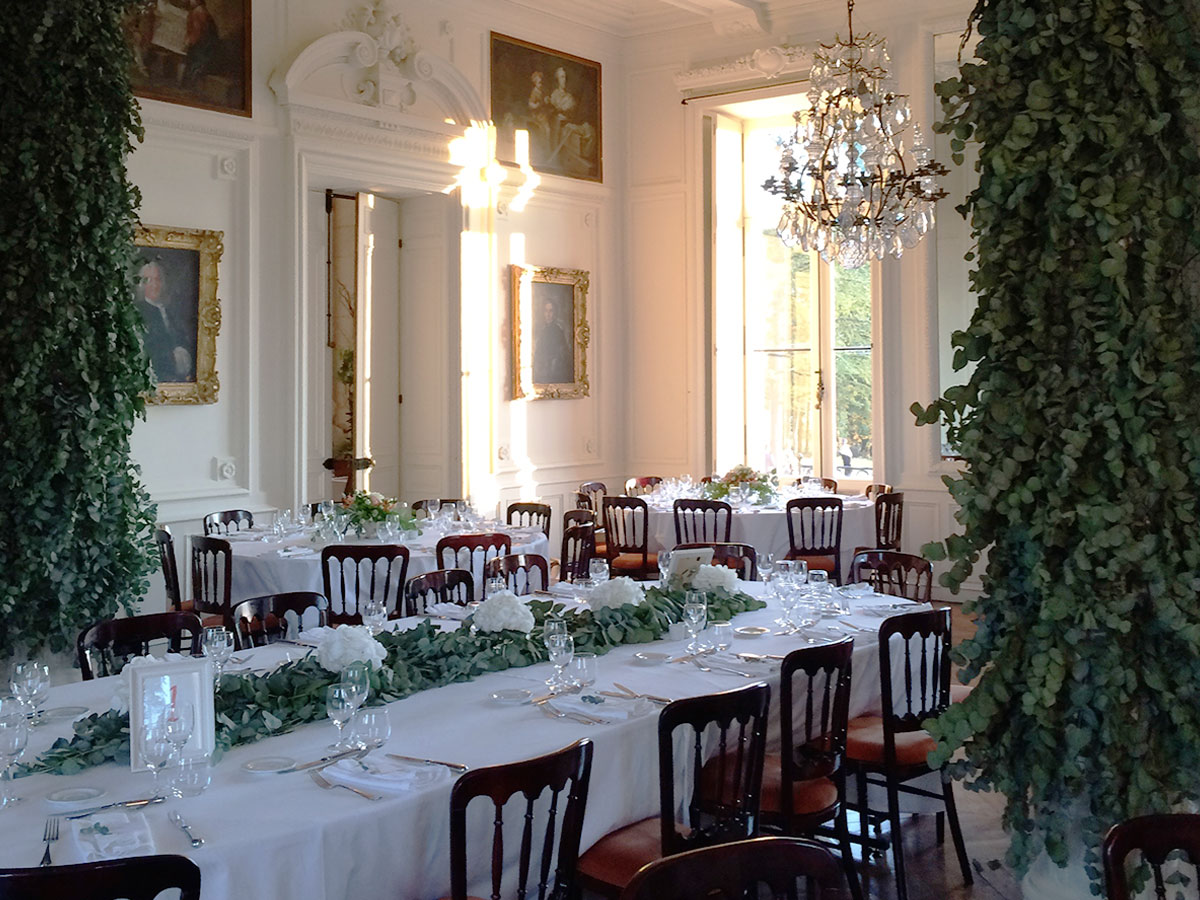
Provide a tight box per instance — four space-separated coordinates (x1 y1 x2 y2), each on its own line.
844 608 971 900
190 535 233 628
577 683 770 898
1103 814 1200 900
617 836 850 900
602 496 658 580
672 499 732 545
436 533 513 600
444 739 593 900
484 552 549 595
0 854 201 900
848 550 931 605
673 542 758 581
76 612 205 680
321 544 410 625
784 497 844 584
402 568 473 617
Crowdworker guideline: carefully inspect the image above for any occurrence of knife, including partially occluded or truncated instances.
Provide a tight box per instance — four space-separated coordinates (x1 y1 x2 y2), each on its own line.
278 746 366 774
385 753 468 772
65 796 165 819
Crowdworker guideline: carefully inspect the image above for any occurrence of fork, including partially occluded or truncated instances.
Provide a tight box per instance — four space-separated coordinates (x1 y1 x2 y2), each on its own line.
537 701 598 725
39 817 59 867
691 658 754 678
308 767 381 801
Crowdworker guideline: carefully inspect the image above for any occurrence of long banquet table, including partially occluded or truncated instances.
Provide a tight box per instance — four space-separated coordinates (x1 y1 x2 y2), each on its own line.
0 583 928 900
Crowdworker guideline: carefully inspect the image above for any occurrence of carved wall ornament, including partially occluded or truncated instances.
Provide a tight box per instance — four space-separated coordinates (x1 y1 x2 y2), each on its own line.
341 0 417 66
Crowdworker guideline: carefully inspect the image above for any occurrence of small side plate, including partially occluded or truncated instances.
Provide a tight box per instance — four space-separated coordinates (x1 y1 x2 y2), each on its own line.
242 756 296 774
633 651 671 665
734 626 770 639
490 689 532 705
46 786 105 807
40 706 89 721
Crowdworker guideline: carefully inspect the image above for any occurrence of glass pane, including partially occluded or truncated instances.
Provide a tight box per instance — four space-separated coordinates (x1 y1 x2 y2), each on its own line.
832 264 873 481
747 349 817 477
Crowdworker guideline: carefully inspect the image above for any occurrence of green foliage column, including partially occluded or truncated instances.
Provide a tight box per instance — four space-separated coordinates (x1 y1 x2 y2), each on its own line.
915 0 1200 885
0 2 156 654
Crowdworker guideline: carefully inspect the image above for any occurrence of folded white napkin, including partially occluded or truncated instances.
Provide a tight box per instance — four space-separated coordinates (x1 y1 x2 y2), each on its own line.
66 813 156 863
425 603 469 621
857 601 933 617
225 531 265 542
277 546 317 558
551 693 652 723
839 583 875 598
323 756 449 795
549 582 580 599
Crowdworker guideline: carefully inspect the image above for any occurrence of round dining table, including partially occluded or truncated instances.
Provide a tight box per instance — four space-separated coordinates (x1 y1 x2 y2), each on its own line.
0 583 931 899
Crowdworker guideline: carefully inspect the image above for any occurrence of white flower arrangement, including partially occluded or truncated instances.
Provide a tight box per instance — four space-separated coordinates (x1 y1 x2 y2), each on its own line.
689 564 739 595
313 624 388 673
109 652 186 713
472 590 535 633
588 577 645 611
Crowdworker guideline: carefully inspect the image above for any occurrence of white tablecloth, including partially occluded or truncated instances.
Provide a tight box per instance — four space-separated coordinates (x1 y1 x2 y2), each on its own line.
646 498 876 576
0 584 925 900
216 527 551 604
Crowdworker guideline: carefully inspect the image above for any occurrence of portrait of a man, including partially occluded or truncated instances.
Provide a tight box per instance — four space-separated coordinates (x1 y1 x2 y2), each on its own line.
532 285 575 386
511 264 589 401
135 248 200 384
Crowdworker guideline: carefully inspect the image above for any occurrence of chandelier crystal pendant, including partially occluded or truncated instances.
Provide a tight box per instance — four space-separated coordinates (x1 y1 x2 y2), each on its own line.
763 0 949 269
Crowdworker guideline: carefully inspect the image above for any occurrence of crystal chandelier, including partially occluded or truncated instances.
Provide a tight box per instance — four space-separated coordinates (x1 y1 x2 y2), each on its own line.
763 0 948 269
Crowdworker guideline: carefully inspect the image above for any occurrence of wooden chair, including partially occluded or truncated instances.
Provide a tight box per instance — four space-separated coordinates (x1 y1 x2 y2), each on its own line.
674 542 758 581
577 683 771 897
506 501 552 538
624 476 662 497
849 551 931 605
320 544 410 625
560 523 596 583
403 568 474 617
673 499 732 545
602 496 658 580
1103 814 1200 900
874 491 904 552
564 508 595 530
784 498 844 584
436 533 513 600
578 481 607 512
618 836 850 900
484 553 549 596
155 526 183 611
446 740 593 900
820 477 839 493
190 535 233 627
202 508 253 535
230 592 328 650
0 854 201 900
76 612 204 680
413 498 465 519
845 609 971 900
863 483 892 501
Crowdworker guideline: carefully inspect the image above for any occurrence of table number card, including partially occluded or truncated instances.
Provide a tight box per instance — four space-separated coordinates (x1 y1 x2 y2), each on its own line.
129 659 216 771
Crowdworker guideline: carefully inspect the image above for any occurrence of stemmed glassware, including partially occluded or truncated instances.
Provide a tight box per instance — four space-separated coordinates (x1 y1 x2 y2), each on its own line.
543 619 568 688
683 591 708 653
165 701 194 764
202 627 234 687
657 549 672 585
10 662 49 721
363 598 387 635
331 510 351 542
143 715 174 799
426 500 442 521
325 683 355 750
0 711 28 808
759 552 775 581
318 500 335 522
341 662 370 711
588 559 610 585
546 634 575 694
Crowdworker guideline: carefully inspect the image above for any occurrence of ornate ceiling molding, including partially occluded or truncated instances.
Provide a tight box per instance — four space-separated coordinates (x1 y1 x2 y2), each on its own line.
674 42 814 98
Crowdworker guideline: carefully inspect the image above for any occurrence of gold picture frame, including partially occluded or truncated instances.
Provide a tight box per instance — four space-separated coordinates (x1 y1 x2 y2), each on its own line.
511 264 590 400
134 224 223 405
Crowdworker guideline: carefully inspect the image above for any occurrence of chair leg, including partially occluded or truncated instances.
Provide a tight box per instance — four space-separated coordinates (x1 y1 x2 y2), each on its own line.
941 772 974 886
885 777 908 900
836 804 865 900
936 810 945 844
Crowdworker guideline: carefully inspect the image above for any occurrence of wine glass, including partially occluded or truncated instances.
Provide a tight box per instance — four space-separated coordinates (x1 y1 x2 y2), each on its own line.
455 500 468 520
142 715 174 799
331 510 351 542
486 576 508 597
350 708 392 751
341 662 371 712
165 701 194 763
588 559 609 585
657 549 673 585
777 582 800 629
426 500 441 521
325 683 355 750
318 500 335 523
759 552 775 581
297 506 313 530
543 619 568 687
0 713 28 807
202 627 234 686
273 508 293 539
683 592 708 653
10 662 48 721
363 597 387 635
547 634 574 694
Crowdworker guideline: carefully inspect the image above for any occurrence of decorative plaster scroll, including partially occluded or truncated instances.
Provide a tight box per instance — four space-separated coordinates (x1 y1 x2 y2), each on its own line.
341 0 416 66
674 42 814 98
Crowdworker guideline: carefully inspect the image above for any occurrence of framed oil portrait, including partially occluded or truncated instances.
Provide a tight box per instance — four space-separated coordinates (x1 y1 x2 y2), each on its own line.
125 0 252 117
511 265 590 400
490 33 602 183
135 224 223 405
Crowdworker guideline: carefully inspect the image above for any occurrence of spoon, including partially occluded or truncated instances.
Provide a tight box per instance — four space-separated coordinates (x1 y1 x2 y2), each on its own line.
168 811 204 848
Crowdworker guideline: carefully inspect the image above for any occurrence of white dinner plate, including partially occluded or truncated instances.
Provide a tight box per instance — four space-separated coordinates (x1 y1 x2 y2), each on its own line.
40 706 89 721
46 786 105 807
242 756 296 774
633 651 671 665
733 626 770 639
489 689 531 704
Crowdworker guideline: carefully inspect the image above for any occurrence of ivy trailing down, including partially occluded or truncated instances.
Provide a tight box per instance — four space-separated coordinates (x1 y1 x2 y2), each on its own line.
25 587 766 776
914 0 1200 888
0 2 157 654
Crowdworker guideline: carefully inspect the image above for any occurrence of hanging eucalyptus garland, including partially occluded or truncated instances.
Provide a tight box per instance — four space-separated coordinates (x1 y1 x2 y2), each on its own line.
914 0 1200 888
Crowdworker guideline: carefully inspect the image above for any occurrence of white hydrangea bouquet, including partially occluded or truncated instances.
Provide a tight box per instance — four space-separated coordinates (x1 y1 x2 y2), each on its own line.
472 590 535 633
588 577 645 611
688 564 739 595
312 625 388 673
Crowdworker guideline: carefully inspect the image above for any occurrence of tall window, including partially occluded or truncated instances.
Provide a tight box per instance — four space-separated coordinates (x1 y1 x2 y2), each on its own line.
711 102 876 485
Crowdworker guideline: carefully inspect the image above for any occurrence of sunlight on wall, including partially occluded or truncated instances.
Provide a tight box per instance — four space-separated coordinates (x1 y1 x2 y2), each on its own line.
506 232 540 500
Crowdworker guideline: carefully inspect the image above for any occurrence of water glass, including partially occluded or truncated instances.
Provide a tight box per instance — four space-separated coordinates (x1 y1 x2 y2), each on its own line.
711 621 733 651
350 708 392 750
426 500 442 520
325 683 355 749
341 662 371 710
171 755 212 799
0 713 28 808
297 506 313 529
486 576 508 597
363 598 387 635
9 662 48 720
143 716 174 799
547 634 575 693
318 500 335 522
570 652 597 689
683 592 708 653
331 511 351 542
588 559 610 584
165 701 195 761
202 627 234 684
